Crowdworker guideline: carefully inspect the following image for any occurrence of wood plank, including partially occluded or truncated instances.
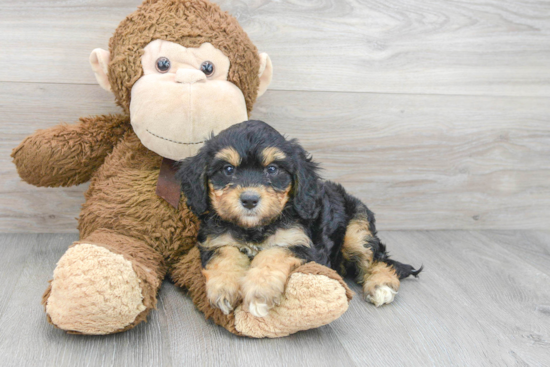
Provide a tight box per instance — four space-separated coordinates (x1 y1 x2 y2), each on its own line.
2 83 549 231
0 233 172 367
474 230 550 277
0 1 133 86
330 230 550 366
0 231 548 366
0 0 549 97
159 280 356 367
0 234 38 319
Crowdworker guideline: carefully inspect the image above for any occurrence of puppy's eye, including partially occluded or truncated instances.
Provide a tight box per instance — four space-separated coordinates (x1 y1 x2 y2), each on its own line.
155 57 171 73
223 165 235 176
266 165 278 175
200 61 215 76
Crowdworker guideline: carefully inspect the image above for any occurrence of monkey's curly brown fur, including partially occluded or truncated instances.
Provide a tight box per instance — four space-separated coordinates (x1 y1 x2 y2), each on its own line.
11 114 131 188
109 0 261 114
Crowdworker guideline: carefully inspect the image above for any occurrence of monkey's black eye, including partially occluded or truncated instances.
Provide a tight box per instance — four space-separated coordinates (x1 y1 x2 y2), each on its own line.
266 165 278 175
155 57 171 73
200 61 215 76
223 165 235 176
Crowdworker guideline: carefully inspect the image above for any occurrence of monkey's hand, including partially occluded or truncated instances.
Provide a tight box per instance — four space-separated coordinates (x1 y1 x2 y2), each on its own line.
12 114 130 187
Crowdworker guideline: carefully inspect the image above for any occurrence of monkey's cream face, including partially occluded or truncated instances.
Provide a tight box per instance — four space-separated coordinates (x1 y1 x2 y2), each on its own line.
130 40 248 160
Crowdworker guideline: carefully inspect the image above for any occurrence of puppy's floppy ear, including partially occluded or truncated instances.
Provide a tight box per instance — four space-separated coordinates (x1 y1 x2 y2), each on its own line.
176 151 209 216
290 140 320 220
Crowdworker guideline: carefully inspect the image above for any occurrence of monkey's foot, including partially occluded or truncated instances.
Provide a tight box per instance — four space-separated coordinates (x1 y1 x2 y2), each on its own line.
43 243 148 335
233 262 353 338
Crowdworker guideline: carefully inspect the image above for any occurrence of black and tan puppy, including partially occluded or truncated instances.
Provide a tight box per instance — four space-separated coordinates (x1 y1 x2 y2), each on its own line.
177 120 422 317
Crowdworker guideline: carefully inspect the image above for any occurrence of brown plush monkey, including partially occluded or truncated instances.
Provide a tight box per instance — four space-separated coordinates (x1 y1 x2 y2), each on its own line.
12 0 352 337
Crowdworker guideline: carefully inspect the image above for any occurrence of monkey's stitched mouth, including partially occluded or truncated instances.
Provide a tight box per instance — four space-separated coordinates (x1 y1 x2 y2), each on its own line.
146 129 205 145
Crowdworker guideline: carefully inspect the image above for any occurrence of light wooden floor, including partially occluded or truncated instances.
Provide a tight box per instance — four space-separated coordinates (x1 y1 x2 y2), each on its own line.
0 231 548 367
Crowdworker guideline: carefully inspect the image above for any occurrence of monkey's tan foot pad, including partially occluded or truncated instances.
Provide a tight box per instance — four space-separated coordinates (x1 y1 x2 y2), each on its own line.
42 243 147 335
234 262 354 338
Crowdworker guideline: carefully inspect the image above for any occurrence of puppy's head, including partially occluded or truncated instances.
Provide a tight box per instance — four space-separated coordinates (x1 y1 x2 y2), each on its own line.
177 120 320 227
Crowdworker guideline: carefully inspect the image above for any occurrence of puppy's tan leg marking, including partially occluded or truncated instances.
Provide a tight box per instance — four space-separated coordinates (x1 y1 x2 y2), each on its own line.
342 219 400 307
342 219 374 278
342 218 377 285
241 247 304 318
203 246 250 315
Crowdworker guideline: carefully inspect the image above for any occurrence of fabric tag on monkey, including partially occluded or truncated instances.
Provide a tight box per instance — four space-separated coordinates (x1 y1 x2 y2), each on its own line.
156 158 181 208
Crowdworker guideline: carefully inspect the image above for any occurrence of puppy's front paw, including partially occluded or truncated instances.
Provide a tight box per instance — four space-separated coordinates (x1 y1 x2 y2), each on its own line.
241 274 285 318
365 285 397 307
363 262 401 307
206 278 241 315
244 289 284 318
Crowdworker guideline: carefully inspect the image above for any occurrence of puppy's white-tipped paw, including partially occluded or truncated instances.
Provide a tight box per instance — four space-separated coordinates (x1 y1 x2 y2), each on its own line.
206 283 240 315
366 285 397 307
248 301 270 318
214 298 235 315
241 272 285 318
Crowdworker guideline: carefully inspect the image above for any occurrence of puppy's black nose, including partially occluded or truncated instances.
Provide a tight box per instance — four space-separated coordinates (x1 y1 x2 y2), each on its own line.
240 192 260 209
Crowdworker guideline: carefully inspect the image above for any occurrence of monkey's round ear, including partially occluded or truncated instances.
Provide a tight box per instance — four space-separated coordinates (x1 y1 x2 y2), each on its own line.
89 48 112 92
257 53 273 98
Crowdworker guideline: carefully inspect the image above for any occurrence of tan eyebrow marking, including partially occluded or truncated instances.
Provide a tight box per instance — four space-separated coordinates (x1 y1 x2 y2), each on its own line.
215 147 241 166
261 147 286 166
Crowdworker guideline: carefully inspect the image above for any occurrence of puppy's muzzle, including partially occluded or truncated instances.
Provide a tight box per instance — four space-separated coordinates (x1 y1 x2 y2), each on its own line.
240 191 260 210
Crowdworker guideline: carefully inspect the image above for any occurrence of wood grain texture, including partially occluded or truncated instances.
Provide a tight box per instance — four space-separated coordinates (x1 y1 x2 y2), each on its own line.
330 230 550 367
0 0 549 97
2 82 549 231
0 234 38 319
475 230 550 277
0 234 172 367
1 0 549 231
159 281 355 367
0 232 548 366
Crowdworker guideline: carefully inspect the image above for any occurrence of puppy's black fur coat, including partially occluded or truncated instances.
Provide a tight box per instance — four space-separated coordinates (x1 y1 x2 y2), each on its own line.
177 120 422 280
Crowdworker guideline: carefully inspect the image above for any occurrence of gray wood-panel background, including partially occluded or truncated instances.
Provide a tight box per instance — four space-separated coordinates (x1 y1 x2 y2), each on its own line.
1 0 549 232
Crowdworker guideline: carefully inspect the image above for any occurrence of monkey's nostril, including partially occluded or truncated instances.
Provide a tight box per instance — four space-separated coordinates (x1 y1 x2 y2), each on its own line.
240 192 260 210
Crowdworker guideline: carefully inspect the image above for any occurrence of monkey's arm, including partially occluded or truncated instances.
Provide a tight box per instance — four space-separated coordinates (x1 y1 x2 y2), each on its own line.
12 114 131 187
